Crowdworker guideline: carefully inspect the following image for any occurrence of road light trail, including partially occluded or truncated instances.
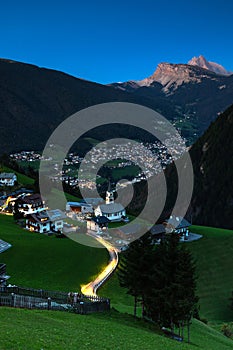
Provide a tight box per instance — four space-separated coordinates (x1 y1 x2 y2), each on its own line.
81 234 119 297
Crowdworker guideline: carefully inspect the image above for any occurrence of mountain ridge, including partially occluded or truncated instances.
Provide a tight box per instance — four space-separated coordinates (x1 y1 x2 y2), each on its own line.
112 56 232 93
189 103 233 228
110 57 233 142
0 58 183 153
0 57 233 153
135 62 218 93
188 55 231 75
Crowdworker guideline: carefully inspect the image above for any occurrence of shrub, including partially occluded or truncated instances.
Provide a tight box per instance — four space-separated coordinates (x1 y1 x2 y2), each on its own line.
221 323 233 338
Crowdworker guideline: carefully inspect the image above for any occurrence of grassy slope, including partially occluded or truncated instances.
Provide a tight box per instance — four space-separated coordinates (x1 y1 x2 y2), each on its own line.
0 308 232 350
1 165 34 185
189 226 233 323
1 165 80 204
0 211 232 349
1 216 232 320
0 215 108 291
50 187 81 204
100 225 233 324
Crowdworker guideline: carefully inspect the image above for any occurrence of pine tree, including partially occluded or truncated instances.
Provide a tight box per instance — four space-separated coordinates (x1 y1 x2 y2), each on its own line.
145 233 182 330
144 232 198 342
118 230 198 342
117 231 153 317
178 246 199 342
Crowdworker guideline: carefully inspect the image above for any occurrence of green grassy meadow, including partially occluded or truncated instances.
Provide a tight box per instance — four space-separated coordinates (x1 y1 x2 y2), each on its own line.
100 225 233 324
0 308 232 350
1 165 35 186
0 215 108 291
189 226 233 323
0 213 233 349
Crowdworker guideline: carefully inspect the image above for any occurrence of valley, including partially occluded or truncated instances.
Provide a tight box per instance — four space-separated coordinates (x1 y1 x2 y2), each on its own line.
0 48 232 350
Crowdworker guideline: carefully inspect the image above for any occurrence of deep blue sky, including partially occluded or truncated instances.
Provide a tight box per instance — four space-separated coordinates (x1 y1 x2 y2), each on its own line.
0 0 232 84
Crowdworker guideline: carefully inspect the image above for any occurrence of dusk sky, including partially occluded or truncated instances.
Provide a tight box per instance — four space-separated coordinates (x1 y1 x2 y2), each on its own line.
1 0 233 84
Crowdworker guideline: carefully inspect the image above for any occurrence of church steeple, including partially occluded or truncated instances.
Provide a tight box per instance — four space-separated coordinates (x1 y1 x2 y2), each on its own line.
106 182 114 204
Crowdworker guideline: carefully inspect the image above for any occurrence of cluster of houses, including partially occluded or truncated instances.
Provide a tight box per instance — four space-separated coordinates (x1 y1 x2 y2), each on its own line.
66 185 191 243
0 172 191 243
0 181 131 238
0 172 69 235
66 185 129 234
0 190 66 235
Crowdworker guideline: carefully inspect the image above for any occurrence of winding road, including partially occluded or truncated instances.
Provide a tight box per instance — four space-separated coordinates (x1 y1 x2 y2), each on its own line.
81 234 119 297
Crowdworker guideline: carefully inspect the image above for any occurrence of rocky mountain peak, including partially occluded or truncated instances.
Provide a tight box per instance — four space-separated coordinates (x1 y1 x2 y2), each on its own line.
136 62 213 93
188 55 231 75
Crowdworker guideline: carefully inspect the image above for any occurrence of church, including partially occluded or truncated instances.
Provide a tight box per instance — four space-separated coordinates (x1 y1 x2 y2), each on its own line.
94 185 126 222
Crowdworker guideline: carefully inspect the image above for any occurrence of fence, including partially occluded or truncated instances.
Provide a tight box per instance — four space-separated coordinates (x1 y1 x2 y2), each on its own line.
0 286 110 314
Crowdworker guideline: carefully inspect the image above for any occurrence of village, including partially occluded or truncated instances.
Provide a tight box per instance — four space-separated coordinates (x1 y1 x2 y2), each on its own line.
0 171 198 253
9 138 187 190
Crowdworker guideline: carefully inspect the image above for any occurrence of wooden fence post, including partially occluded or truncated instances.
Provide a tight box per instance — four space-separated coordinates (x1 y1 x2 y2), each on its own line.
47 297 51 310
11 293 15 307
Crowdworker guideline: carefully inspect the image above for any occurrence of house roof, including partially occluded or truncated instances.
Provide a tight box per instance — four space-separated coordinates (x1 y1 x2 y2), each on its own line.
166 216 191 229
27 209 66 224
120 223 141 235
20 194 43 204
91 216 110 224
150 224 166 235
29 212 50 223
47 209 66 221
0 173 16 179
99 202 125 214
81 198 104 206
67 202 92 208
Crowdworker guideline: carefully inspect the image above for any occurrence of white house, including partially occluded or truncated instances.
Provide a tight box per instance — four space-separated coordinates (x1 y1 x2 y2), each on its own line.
26 209 66 234
94 186 126 222
0 173 17 186
17 194 46 215
26 211 51 233
165 216 191 241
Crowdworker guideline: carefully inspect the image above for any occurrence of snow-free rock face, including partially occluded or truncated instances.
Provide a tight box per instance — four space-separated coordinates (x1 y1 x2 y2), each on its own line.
136 62 215 92
110 57 233 143
188 55 231 76
113 56 231 94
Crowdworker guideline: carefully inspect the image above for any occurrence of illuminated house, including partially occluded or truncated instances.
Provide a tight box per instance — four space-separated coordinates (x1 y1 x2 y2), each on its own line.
17 194 46 215
26 209 66 234
26 211 50 233
0 173 17 187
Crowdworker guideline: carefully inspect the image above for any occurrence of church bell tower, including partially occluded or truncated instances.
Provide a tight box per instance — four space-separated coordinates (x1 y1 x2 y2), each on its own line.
106 182 114 204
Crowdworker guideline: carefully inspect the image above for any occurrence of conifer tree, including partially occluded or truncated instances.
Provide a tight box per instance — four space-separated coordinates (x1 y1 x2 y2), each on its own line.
117 231 153 317
144 232 198 342
118 230 198 342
